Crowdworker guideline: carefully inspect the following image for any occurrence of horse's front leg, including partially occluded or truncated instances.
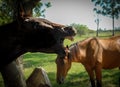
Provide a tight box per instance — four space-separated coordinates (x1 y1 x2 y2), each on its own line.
95 64 102 87
85 66 95 87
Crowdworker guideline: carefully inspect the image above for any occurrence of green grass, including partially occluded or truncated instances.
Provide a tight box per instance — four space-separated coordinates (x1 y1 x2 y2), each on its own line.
23 53 120 87
0 31 120 87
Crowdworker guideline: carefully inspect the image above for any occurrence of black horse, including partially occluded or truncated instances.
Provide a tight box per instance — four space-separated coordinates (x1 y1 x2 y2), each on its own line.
0 17 76 69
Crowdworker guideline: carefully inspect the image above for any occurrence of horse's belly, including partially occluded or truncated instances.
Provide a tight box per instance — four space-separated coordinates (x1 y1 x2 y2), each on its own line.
102 63 120 69
102 51 120 69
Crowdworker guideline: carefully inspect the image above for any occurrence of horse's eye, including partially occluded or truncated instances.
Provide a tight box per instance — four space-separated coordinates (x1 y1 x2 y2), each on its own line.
32 22 39 29
55 58 64 65
59 59 64 65
58 59 65 65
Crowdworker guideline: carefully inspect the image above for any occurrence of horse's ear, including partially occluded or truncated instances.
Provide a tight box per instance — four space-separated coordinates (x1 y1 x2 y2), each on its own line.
65 45 70 53
66 45 69 49
65 45 71 59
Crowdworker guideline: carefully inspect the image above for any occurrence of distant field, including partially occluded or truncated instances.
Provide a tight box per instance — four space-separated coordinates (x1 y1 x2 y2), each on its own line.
0 31 120 87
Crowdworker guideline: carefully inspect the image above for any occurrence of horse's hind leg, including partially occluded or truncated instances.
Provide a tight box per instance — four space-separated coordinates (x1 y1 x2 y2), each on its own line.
119 67 120 87
85 66 95 87
95 65 102 87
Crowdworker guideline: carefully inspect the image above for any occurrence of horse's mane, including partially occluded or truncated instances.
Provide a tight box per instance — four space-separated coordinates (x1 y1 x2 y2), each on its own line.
28 17 65 28
69 37 99 51
39 18 65 28
69 42 78 50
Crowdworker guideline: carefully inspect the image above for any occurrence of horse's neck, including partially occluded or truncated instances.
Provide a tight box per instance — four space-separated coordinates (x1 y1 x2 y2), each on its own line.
70 43 81 63
0 21 17 31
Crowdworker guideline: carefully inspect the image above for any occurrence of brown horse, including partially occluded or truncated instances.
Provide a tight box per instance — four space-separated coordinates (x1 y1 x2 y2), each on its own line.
56 36 120 87
0 17 76 69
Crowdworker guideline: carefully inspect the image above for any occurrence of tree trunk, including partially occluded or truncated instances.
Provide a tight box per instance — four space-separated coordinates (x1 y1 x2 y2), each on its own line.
13 0 40 18
96 20 99 37
96 14 99 37
1 61 27 87
112 15 115 36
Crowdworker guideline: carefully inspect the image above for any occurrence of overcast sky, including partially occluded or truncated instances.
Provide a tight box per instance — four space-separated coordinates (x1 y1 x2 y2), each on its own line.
41 0 120 30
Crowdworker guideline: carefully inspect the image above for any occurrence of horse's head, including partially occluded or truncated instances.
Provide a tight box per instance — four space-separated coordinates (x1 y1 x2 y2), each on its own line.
63 26 77 41
0 17 77 68
22 17 77 41
16 17 76 57
55 45 72 84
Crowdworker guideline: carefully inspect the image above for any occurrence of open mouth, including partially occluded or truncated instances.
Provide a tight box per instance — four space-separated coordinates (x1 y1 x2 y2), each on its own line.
65 36 75 41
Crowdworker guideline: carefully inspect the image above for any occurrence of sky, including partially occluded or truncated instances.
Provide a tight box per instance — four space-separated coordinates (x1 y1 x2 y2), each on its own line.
41 0 120 30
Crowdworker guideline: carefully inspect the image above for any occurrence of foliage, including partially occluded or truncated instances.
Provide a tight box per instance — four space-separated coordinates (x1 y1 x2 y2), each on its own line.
33 1 51 17
92 0 120 36
0 0 51 25
0 0 13 25
115 27 120 31
92 0 120 19
70 23 95 36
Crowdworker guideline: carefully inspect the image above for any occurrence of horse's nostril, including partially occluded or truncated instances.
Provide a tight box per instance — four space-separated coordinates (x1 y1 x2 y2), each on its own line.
57 80 62 84
60 77 64 84
61 78 64 82
58 81 62 84
57 77 64 84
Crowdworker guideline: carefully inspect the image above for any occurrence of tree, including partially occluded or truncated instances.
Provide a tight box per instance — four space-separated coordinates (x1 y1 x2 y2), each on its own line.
94 8 101 36
92 0 120 36
1 60 27 87
0 0 13 24
0 0 51 25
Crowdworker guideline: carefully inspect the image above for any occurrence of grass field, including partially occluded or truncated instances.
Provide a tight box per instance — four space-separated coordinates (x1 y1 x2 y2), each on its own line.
0 31 120 87
23 53 120 87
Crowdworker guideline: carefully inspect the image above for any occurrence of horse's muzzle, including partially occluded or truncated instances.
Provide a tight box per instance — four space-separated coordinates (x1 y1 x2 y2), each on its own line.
57 77 64 84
